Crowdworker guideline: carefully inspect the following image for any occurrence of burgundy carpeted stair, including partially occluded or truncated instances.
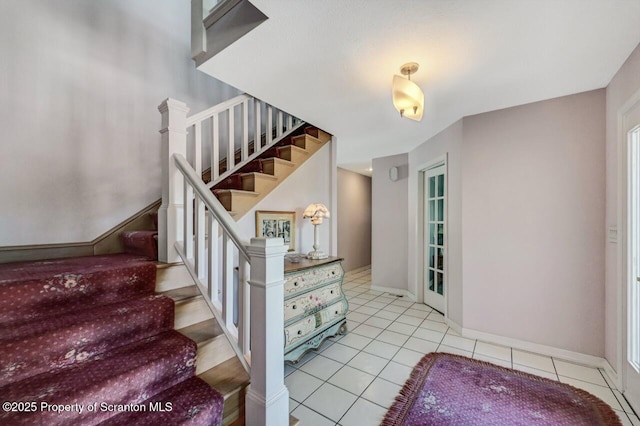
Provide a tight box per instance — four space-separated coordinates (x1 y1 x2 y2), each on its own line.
120 212 159 260
101 377 224 425
0 254 224 426
0 254 156 324
0 294 175 385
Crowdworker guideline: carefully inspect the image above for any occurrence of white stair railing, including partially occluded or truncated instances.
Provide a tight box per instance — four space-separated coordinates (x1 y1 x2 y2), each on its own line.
158 98 291 425
184 93 303 188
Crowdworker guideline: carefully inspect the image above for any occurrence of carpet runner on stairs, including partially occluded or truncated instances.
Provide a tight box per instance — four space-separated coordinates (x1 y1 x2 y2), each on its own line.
120 212 159 261
0 254 224 425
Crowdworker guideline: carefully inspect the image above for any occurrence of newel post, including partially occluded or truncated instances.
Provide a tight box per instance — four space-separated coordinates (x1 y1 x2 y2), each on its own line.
246 238 289 426
158 98 189 263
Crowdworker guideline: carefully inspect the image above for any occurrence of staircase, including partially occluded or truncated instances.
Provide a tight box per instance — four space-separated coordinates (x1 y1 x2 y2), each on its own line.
0 92 328 426
0 254 225 425
211 126 331 218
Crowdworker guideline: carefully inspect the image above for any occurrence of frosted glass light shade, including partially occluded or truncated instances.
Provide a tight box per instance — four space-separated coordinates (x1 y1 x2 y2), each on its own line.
392 75 424 121
303 203 330 225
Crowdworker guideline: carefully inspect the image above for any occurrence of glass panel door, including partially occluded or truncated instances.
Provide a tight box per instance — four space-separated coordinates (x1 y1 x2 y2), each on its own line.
424 165 446 313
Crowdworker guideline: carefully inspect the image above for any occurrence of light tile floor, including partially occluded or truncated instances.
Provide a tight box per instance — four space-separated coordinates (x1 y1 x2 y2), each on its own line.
287 268 640 426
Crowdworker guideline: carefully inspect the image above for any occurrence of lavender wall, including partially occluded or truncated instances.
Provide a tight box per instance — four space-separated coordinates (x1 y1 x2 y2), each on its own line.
337 168 372 272
605 43 640 373
372 153 409 292
237 144 334 256
462 89 606 356
0 0 240 246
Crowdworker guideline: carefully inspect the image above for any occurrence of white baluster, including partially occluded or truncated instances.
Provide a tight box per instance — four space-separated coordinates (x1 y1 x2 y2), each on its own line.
184 180 194 260
254 99 262 151
207 214 219 303
228 107 235 171
222 233 234 326
266 105 273 145
277 110 283 138
211 113 219 181
158 98 189 263
194 121 202 176
237 256 250 354
242 100 249 161
246 238 289 426
195 194 206 279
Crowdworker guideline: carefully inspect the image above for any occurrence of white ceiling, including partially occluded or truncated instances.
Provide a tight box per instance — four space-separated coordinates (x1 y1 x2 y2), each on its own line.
198 0 640 175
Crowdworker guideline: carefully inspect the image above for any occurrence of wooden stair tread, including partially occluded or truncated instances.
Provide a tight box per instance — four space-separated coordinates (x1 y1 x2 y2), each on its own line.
162 285 200 302
263 157 295 167
240 172 278 181
214 189 260 196
293 134 323 145
284 145 310 155
154 261 183 270
199 356 250 396
177 318 223 345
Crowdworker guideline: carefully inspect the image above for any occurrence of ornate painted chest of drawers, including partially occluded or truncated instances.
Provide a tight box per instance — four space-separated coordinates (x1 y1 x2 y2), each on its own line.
283 257 348 363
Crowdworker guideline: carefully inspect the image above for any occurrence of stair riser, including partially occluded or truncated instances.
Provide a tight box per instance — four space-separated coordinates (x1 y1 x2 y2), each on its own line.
175 296 214 329
309 128 331 143
278 146 310 165
156 264 194 292
242 175 279 194
262 161 295 179
218 192 260 214
196 335 236 374
292 134 324 155
222 387 246 426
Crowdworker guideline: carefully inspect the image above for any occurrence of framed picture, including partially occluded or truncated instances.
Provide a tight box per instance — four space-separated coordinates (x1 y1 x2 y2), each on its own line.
255 211 296 252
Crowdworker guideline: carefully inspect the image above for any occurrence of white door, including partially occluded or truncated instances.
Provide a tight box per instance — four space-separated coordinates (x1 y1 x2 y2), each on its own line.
424 165 446 313
625 100 640 409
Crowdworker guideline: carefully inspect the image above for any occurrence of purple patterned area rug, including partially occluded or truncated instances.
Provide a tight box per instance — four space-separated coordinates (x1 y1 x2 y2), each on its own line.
382 353 621 426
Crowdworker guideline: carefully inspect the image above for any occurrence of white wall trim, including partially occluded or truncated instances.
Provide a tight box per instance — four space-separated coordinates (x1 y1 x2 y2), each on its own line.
446 318 463 335
368 285 416 302
330 136 338 256
604 359 620 387
345 264 371 275
446 318 618 387
461 326 609 371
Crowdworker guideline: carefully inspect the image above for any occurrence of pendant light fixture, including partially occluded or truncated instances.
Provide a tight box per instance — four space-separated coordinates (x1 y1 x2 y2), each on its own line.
392 62 424 121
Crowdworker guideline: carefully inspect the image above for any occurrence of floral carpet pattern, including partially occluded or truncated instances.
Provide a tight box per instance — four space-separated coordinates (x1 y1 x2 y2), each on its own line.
382 352 622 425
0 254 223 425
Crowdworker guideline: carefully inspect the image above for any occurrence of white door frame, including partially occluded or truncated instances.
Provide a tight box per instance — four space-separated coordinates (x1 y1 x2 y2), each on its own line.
617 88 640 400
417 154 448 317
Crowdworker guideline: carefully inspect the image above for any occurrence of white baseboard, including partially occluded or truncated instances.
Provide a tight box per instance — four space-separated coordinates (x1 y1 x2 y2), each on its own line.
370 285 409 298
603 359 621 389
344 264 371 274
460 326 608 370
446 318 463 335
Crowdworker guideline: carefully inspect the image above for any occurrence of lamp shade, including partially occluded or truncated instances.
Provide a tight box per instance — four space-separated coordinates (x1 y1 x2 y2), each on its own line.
392 75 424 121
303 203 330 225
